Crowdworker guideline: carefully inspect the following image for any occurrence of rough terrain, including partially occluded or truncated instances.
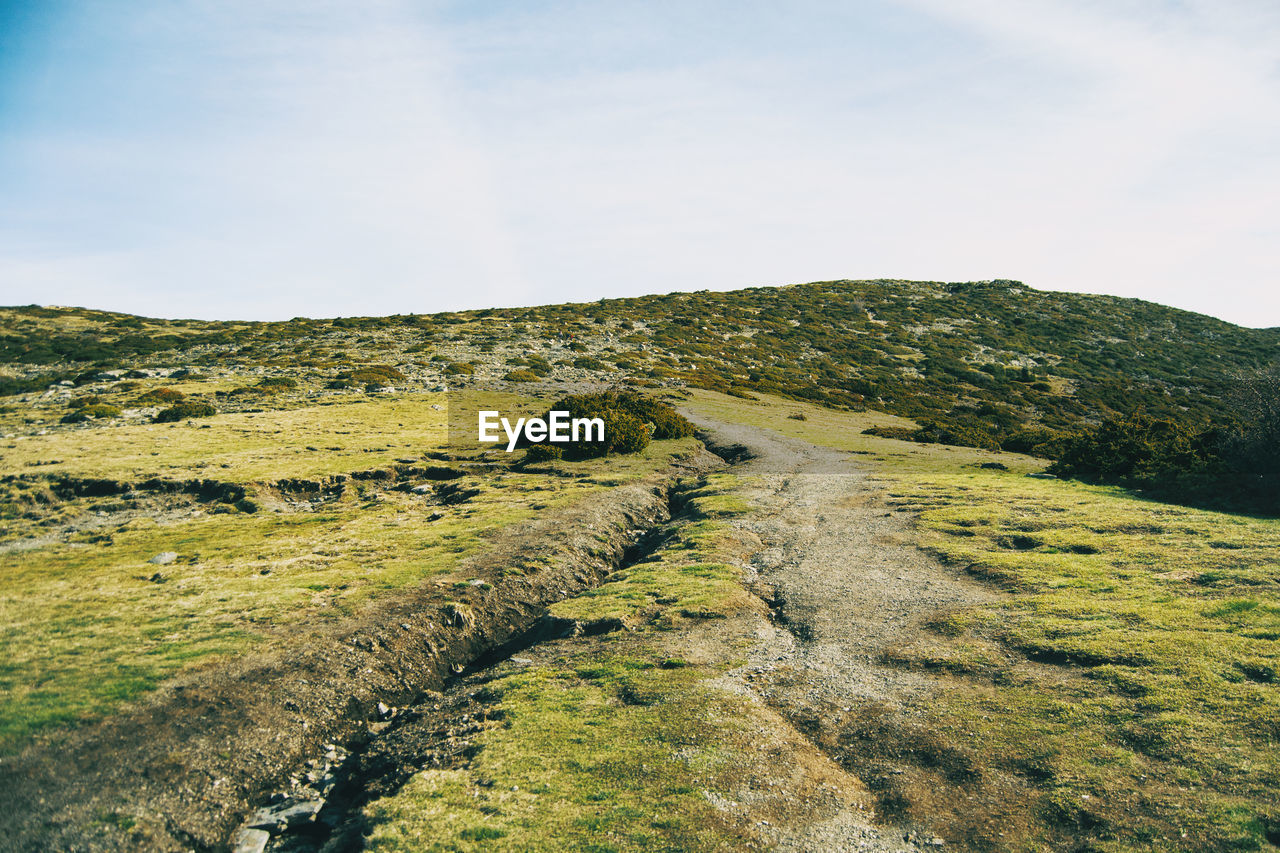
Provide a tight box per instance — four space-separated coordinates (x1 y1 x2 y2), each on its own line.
309 416 1000 852
689 415 996 851
0 448 722 852
3 415 1005 852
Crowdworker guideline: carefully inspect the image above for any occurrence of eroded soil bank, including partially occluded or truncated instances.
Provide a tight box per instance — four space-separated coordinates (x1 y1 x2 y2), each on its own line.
271 420 997 853
4 418 1003 853
0 447 723 852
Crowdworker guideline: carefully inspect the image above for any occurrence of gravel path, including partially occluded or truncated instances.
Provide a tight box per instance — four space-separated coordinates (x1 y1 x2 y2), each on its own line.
690 414 995 852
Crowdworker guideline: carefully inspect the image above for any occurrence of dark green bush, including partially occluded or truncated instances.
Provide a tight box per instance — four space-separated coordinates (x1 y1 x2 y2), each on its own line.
573 356 606 370
523 443 564 463
504 369 539 382
257 376 297 389
444 362 474 376
519 390 692 459
526 356 553 376
1001 427 1064 458
1048 390 1279 515
154 402 216 423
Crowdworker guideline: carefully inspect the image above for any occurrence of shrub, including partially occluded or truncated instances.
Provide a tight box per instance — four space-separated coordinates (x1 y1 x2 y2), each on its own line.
504 369 539 382
523 443 564 463
519 390 692 459
68 395 102 409
573 356 606 370
602 390 694 439
61 403 121 423
727 386 758 400
862 426 917 441
154 402 216 423
1046 405 1279 515
257 376 297 390
137 387 185 404
444 362 474 375
343 365 404 385
1001 427 1063 458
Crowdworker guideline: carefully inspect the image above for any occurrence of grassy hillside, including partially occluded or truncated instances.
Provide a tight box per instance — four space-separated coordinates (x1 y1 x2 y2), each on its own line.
4 280 1278 448
683 390 1280 852
2 282 1278 851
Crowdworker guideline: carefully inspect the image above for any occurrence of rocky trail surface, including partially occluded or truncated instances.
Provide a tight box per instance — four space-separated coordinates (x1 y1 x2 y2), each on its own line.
2 419 993 852
688 415 996 852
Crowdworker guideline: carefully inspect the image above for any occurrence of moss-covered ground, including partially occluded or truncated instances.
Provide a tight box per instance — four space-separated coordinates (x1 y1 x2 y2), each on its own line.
0 391 699 753
685 390 1280 851
362 473 767 853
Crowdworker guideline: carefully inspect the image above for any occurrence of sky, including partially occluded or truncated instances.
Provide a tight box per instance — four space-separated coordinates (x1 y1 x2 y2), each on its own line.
0 0 1277 326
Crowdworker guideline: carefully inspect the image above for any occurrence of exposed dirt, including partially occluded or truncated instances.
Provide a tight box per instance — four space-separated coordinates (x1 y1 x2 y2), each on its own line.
0 448 722 853
292 418 1005 852
688 415 1001 851
3 417 1005 852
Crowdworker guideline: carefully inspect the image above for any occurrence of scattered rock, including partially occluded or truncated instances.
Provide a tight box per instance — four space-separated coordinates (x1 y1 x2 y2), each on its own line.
246 798 324 832
230 827 270 853
376 702 394 721
148 552 177 565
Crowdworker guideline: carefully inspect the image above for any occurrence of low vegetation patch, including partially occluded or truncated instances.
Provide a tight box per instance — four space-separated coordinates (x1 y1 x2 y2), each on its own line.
1049 371 1280 514
881 470 1280 850
520 390 694 460
0 393 699 752
687 390 1280 852
154 401 216 423
363 475 764 852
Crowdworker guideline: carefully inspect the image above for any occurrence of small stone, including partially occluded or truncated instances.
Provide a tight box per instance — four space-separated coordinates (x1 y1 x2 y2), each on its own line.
927 838 946 847
230 827 270 853
148 552 178 565
248 798 324 831
376 701 393 721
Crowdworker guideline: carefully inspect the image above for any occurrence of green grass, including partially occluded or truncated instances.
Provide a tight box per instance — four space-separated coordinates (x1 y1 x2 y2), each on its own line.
0 392 700 752
363 474 766 852
895 472 1280 851
687 389 1280 851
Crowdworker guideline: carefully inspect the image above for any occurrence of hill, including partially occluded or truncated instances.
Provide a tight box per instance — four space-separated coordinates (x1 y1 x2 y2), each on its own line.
2 281 1279 852
3 280 1278 450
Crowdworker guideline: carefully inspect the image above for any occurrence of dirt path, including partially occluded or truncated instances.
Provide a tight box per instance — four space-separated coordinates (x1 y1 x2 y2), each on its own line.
689 415 996 851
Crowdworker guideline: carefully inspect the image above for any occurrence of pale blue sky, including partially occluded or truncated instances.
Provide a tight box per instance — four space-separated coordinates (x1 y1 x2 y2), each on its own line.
1 0 1277 325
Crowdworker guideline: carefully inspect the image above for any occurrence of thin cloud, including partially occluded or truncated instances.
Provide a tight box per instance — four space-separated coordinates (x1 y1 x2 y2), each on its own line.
0 1 1276 325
